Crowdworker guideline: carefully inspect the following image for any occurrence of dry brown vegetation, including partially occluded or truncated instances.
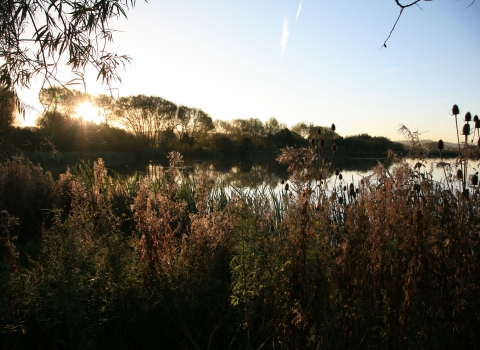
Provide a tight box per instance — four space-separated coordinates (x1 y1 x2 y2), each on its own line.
0 118 479 349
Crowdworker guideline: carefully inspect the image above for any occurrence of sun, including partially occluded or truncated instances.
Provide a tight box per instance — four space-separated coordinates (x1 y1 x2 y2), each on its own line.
75 102 102 124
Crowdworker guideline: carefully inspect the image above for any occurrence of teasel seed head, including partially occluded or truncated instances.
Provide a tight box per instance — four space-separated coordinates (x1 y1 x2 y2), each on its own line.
338 197 343 204
335 168 340 176
317 128 321 135
476 119 480 129
320 139 325 147
310 138 315 146
462 123 470 136
471 173 478 186
284 183 289 191
355 188 359 194
349 183 354 191
452 104 460 115
343 185 346 191
281 179 285 184
331 143 337 152
331 124 336 132
475 115 479 122
456 169 463 180
339 174 343 180
465 112 472 122
437 139 444 150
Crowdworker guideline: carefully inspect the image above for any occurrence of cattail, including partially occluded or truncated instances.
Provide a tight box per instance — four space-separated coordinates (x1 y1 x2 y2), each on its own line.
452 104 460 115
331 124 336 132
471 173 478 186
331 143 337 152
465 112 472 122
317 128 321 135
463 123 470 136
437 139 444 150
335 168 340 176
456 169 463 180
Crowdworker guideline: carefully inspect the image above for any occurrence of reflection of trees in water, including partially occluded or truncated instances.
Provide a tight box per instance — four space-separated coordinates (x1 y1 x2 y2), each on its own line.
189 158 288 189
112 157 393 188
330 158 392 174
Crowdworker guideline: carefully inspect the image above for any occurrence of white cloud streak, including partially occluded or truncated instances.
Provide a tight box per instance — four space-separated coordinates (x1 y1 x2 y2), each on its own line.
280 17 289 57
295 0 303 23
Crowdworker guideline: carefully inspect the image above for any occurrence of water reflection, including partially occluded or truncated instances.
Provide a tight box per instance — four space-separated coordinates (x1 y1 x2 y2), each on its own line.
109 157 395 190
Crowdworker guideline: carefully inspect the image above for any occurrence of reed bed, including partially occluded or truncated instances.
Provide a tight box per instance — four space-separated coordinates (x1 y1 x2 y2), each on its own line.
1 114 479 349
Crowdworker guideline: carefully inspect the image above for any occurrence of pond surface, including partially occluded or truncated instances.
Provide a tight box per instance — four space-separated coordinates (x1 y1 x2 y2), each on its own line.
103 154 476 195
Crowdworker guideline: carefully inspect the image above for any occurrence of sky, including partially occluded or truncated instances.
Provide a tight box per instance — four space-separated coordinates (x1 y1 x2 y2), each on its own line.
18 0 480 143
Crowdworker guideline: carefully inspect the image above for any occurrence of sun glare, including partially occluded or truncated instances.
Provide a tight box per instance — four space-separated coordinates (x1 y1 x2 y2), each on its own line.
75 102 102 124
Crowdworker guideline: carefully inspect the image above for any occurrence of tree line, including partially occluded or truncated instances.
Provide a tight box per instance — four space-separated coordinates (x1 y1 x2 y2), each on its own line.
1 87 404 158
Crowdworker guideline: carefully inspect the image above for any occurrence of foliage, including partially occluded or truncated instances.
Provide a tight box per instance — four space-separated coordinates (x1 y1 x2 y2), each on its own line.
0 0 141 114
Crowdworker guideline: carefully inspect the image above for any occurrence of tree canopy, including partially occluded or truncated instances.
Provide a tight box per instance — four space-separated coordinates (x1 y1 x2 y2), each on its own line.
0 0 141 115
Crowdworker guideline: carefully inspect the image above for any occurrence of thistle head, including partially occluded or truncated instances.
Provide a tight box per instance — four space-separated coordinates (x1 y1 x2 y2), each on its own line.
471 173 478 186
452 104 460 115
437 139 444 150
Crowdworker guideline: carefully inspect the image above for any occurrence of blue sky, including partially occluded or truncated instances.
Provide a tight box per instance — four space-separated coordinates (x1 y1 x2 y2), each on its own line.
21 0 480 142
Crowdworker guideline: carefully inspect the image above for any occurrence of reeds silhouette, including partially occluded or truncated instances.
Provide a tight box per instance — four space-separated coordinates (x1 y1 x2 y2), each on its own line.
1 105 479 349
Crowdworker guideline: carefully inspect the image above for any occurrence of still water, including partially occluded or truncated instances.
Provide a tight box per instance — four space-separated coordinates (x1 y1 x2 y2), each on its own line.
109 156 466 191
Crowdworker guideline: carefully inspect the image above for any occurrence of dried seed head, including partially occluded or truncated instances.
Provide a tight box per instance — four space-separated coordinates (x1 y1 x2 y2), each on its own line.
284 183 289 191
475 115 479 122
338 197 343 204
437 139 444 150
335 168 340 176
331 143 337 152
465 112 472 122
281 179 285 184
452 104 460 115
310 138 315 146
317 128 321 135
456 169 463 180
338 174 343 180
355 188 359 194
350 188 355 196
471 173 478 186
475 119 480 129
343 185 346 191
462 123 470 135
331 124 336 132
320 139 325 147
349 183 354 191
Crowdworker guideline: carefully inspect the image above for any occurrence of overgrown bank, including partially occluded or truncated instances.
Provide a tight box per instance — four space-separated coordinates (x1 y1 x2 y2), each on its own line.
1 126 479 349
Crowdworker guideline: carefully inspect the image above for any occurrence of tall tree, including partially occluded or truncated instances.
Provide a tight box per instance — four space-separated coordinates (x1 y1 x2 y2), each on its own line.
114 95 178 148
